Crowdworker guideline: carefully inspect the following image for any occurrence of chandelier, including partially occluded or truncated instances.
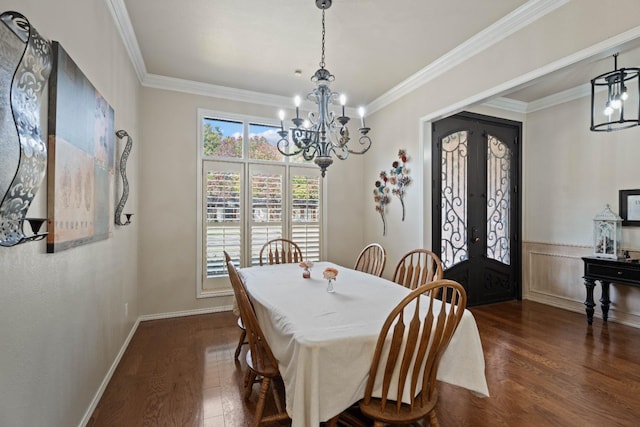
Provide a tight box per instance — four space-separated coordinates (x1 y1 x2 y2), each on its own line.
276 0 372 177
590 53 640 132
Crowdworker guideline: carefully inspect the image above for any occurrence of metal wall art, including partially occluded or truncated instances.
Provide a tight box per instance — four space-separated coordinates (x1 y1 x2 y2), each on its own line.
114 129 133 226
390 149 411 221
372 149 411 236
373 171 391 236
47 41 115 252
0 11 52 247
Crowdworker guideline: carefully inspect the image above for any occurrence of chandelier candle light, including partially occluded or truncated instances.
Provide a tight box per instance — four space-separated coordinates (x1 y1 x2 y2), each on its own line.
276 0 372 177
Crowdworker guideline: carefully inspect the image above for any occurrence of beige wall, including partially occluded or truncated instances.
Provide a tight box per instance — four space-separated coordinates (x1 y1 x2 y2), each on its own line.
0 0 140 426
138 88 365 315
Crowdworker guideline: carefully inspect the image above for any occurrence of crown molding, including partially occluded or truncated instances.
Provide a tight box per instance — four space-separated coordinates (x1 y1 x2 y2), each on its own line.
482 97 528 114
525 83 591 112
143 73 361 116
105 0 146 82
483 84 591 115
366 0 570 115
142 73 293 107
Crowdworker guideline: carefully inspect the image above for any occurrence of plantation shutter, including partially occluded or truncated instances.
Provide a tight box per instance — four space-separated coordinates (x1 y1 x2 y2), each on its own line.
249 164 285 265
291 167 321 261
202 161 244 292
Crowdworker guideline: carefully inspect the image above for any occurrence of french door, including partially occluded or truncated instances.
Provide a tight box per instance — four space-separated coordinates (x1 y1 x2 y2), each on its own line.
432 112 521 306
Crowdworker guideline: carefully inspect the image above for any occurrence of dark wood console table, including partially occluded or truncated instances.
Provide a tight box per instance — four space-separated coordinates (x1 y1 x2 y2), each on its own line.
582 256 640 324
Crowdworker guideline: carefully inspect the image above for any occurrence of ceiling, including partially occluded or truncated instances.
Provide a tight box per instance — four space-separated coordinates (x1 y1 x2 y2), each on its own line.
119 0 640 111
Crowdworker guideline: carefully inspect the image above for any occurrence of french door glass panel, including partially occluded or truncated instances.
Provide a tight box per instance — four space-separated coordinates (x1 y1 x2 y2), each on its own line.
441 131 469 269
486 134 511 265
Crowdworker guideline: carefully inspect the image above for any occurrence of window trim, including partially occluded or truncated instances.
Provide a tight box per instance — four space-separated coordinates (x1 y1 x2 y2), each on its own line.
196 108 326 298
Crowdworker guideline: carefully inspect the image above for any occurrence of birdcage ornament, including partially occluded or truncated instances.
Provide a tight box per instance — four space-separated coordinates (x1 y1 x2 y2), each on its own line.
593 204 622 259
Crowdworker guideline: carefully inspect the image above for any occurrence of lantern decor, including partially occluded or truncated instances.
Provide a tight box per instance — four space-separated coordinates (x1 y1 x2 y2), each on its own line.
593 204 623 259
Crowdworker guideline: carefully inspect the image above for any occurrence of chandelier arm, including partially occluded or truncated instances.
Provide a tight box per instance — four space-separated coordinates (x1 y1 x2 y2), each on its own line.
302 145 319 161
291 128 314 148
276 133 303 157
332 144 350 160
348 133 372 155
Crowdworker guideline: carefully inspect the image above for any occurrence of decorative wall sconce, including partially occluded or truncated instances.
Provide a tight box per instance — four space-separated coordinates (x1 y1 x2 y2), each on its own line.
590 53 640 132
0 11 52 247
114 129 133 226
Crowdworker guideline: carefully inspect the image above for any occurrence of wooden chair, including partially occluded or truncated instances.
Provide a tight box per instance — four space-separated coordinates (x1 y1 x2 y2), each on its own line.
225 251 247 360
259 238 303 265
225 257 289 426
392 249 443 290
329 280 467 427
354 243 387 277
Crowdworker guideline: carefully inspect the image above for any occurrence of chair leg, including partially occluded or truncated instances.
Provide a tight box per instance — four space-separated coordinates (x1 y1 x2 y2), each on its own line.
428 410 439 427
244 370 257 401
235 329 246 360
252 377 271 427
270 379 284 415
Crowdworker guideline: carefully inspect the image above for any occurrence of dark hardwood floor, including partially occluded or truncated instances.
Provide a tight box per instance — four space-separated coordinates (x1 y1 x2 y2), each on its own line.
88 301 640 426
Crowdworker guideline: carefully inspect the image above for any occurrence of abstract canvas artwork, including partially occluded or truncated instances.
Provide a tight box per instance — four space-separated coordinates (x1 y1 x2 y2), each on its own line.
47 41 114 252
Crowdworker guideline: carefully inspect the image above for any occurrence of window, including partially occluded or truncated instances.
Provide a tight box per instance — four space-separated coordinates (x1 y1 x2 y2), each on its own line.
197 110 324 297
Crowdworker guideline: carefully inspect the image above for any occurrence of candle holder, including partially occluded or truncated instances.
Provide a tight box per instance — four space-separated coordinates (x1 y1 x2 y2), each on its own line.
115 130 134 226
0 217 48 247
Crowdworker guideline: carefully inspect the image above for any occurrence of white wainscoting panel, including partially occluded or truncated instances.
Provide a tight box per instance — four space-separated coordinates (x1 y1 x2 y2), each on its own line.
523 241 640 328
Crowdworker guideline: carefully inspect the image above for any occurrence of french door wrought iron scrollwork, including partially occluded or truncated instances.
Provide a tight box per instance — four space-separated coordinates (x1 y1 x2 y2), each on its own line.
433 112 521 306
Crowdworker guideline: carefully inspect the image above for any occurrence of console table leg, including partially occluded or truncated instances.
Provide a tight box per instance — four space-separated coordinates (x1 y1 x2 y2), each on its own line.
600 281 611 322
584 278 596 325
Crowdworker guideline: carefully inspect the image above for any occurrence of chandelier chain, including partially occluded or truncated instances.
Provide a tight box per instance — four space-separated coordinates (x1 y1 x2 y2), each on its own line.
320 7 326 69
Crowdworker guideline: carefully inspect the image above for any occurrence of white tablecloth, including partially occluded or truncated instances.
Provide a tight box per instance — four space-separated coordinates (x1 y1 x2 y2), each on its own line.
239 262 489 426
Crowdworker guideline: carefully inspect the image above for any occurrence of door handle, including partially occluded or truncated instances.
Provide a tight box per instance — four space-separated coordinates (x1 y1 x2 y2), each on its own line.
471 226 480 244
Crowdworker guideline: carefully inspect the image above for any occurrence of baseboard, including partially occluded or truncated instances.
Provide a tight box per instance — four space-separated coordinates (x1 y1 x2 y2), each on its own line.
139 305 233 321
78 317 141 426
526 291 640 328
79 305 234 426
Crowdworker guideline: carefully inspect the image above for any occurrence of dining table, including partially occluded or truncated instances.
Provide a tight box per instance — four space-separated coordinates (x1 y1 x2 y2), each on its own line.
239 261 489 426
